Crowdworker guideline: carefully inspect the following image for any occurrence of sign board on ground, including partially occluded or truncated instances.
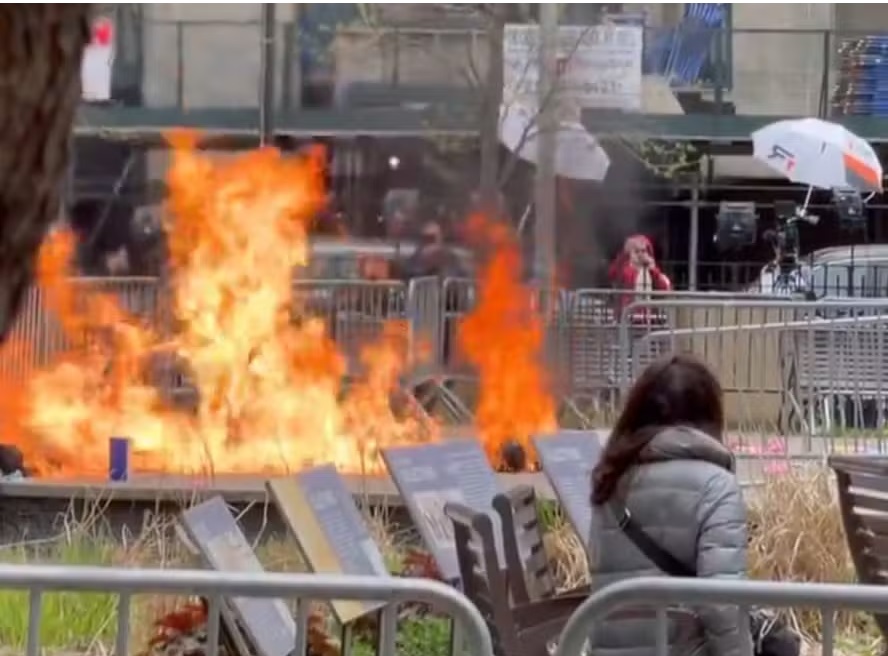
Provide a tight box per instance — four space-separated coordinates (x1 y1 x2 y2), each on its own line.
382 440 503 584
181 497 297 656
532 430 604 540
267 465 389 625
503 23 643 112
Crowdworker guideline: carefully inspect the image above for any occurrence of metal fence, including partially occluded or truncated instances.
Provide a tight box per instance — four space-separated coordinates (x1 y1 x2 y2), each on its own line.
97 14 877 123
81 11 888 154
0 277 166 381
553 576 888 656
10 276 888 449
606 297 888 457
0 563 493 656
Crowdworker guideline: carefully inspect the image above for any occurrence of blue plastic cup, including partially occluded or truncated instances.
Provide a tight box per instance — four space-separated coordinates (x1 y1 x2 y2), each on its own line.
109 437 131 482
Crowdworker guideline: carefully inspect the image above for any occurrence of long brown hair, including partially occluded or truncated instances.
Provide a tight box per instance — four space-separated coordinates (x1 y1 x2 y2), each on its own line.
591 354 724 505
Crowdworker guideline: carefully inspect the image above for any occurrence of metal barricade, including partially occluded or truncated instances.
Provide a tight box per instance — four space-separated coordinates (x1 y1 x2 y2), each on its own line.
431 283 795 419
293 279 408 377
0 564 493 656
406 277 443 373
0 277 163 382
555 576 888 656
788 313 888 441
440 276 567 376
553 290 788 412
440 277 475 373
616 298 888 455
0 277 426 396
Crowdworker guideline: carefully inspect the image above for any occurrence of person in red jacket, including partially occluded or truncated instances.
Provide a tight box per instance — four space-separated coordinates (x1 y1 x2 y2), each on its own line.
608 234 672 322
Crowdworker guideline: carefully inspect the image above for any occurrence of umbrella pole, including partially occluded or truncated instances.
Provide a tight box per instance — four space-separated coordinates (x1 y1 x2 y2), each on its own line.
801 185 814 214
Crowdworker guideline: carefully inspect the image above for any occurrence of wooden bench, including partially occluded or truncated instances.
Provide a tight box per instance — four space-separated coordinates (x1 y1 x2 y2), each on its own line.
446 497 696 656
493 485 589 604
828 455 888 645
444 501 583 656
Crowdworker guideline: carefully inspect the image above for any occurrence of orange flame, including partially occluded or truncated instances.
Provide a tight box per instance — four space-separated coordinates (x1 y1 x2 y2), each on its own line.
2 137 430 477
457 215 557 464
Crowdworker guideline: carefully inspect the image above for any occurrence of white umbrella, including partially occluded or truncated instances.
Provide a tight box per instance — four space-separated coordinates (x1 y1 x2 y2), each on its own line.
499 103 610 181
751 118 883 194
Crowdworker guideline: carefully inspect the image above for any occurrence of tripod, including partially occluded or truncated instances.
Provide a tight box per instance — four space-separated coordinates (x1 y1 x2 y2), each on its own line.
764 199 821 297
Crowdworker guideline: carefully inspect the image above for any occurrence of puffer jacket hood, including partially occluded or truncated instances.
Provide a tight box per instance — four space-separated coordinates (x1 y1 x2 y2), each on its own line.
587 426 752 656
636 426 735 471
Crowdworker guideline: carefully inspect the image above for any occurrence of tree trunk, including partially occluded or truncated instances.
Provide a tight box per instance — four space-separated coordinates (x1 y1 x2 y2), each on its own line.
0 5 91 342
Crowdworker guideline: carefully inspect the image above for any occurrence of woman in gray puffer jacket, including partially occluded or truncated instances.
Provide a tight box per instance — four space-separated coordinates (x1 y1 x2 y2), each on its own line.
588 354 753 656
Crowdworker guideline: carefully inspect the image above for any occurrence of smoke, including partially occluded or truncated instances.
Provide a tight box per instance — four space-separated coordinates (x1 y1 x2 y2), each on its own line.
555 141 659 288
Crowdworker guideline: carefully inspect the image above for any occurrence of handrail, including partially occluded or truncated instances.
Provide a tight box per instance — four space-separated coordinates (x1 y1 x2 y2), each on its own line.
555 576 888 656
0 564 495 656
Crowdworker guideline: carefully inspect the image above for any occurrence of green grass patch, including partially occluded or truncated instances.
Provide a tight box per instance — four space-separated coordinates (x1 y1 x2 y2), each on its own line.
0 538 119 650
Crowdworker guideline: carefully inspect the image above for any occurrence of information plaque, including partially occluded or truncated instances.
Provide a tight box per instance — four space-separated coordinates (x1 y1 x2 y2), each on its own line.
532 430 604 540
382 440 503 584
181 497 297 656
268 465 389 625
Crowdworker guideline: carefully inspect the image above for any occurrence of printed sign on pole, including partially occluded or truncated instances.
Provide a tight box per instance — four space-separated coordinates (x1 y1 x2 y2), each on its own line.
82 16 115 102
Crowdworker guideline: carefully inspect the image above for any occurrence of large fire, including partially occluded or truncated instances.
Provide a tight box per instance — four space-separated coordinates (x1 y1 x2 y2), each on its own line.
0 137 556 477
457 215 557 462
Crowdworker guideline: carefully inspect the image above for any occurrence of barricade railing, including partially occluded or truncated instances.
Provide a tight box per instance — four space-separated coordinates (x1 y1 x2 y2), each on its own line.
552 289 791 407
0 277 416 385
293 279 409 377
11 276 888 441
440 277 571 379
392 282 822 405
0 278 164 382
554 576 886 656
406 276 443 373
618 298 888 381
0 564 494 656
0 275 807 384
616 298 888 455
440 277 476 374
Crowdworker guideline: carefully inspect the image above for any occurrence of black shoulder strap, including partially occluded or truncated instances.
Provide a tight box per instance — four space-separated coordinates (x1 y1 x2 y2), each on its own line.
612 504 697 578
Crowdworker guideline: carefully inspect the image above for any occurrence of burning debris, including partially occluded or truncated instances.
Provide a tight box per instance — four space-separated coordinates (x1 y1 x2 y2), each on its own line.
0 444 26 479
0 136 556 478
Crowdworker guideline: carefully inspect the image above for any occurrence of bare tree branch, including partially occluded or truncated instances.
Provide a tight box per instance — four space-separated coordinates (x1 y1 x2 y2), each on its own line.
497 22 597 189
348 7 689 196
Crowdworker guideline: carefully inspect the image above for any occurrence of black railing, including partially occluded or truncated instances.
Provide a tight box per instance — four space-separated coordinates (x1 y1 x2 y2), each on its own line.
80 13 888 140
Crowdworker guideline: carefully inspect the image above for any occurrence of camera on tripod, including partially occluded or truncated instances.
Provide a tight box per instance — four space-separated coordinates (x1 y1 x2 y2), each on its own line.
766 200 820 274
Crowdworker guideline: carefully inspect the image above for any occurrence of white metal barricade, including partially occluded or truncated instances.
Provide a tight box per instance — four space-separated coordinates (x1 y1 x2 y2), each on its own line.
0 564 494 656
555 576 888 656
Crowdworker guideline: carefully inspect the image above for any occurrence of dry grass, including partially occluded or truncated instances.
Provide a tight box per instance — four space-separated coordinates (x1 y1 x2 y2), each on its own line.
747 468 851 584
746 468 866 637
538 467 877 646
0 468 879 654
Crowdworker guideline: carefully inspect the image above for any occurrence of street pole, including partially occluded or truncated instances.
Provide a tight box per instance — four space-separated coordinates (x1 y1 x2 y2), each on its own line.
533 3 558 285
259 3 276 146
689 178 700 290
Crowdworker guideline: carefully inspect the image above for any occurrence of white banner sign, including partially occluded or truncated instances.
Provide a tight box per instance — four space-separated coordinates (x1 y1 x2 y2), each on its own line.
81 17 115 102
503 23 643 112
